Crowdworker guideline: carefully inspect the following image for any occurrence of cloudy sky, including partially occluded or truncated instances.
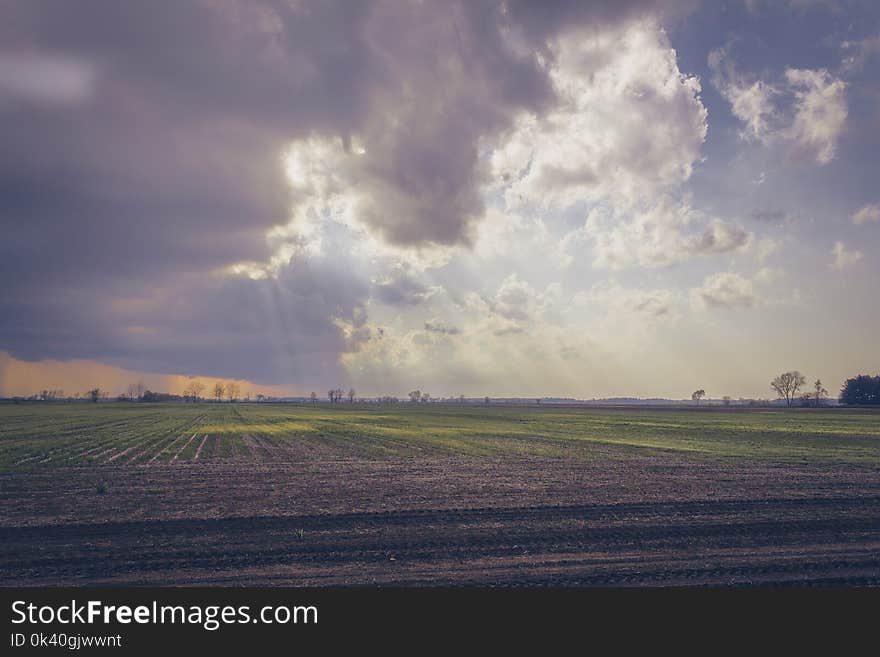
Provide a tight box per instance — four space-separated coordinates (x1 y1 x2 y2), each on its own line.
1 0 878 399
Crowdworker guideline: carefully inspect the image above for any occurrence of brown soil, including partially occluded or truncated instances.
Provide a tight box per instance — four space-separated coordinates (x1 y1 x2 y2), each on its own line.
1 453 877 586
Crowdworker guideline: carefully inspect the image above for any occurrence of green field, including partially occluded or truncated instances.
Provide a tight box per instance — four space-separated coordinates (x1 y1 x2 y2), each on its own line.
1 402 878 469
2 402 878 586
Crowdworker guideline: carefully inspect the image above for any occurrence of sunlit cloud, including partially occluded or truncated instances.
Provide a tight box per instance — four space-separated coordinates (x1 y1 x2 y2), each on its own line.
831 241 863 270
852 203 880 225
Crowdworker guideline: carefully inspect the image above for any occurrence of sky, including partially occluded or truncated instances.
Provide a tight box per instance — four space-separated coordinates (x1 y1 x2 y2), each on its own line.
1 0 878 400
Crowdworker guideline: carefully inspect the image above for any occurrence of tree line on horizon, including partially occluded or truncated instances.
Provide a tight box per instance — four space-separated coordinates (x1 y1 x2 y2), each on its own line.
10 372 880 406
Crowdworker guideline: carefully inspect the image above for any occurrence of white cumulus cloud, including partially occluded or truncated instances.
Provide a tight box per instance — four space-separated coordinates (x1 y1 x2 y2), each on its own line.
692 272 759 309
709 48 847 164
563 197 750 270
784 68 847 165
492 20 707 211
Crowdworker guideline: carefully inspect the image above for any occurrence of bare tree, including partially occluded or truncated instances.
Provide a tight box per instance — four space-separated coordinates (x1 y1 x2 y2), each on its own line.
420 392 430 403
309 392 317 405
348 388 356 404
408 390 421 403
691 389 705 404
126 383 138 401
182 380 204 402
812 379 828 407
88 388 102 403
771 371 806 407
213 382 225 403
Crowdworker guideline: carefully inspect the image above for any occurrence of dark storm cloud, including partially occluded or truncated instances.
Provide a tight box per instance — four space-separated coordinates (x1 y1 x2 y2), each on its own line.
0 0 668 384
424 322 461 336
0 254 367 387
749 209 787 223
323 0 556 246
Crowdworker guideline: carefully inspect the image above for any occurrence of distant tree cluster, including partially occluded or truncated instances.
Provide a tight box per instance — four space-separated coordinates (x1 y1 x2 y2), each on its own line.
205 381 243 402
118 379 250 403
140 390 183 403
839 374 880 405
125 381 145 401
322 388 357 404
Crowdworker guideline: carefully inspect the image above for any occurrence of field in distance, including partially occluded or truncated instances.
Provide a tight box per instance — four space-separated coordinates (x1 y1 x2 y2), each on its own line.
3 401 879 467
1 402 878 585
